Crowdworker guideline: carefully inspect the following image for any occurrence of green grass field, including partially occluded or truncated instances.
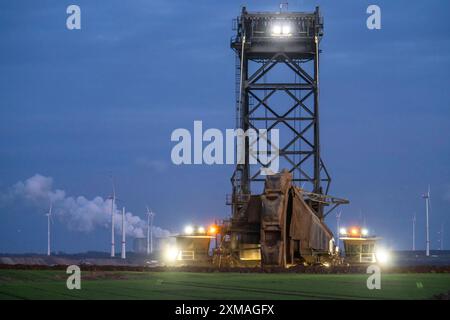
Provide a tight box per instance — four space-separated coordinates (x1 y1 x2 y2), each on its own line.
0 270 449 300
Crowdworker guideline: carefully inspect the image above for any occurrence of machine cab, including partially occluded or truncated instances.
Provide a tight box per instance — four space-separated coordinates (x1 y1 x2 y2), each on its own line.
339 226 380 264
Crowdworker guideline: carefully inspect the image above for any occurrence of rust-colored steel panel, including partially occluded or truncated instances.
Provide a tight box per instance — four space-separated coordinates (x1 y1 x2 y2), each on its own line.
259 170 334 267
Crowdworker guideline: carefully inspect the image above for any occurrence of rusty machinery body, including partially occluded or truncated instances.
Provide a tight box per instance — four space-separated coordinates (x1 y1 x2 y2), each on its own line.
217 7 349 268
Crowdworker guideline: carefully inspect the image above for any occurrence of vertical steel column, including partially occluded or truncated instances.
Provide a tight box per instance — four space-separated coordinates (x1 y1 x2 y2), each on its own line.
241 54 250 196
313 34 321 195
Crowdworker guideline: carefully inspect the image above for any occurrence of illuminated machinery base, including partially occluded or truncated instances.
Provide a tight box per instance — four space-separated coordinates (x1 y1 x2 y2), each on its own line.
216 170 348 268
339 226 381 264
165 226 216 266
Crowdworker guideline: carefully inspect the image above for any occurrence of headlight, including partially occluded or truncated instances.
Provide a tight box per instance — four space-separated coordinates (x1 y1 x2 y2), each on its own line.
272 25 281 35
271 24 291 36
361 228 369 236
197 226 205 234
184 225 194 235
208 225 217 235
339 228 347 235
164 246 179 261
376 248 390 264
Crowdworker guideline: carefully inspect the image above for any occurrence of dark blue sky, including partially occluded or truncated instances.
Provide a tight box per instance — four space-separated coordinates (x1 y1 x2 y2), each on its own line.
0 0 449 253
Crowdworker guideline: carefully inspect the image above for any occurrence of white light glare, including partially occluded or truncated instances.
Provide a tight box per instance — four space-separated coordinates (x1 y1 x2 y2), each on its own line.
339 228 347 235
376 248 390 264
164 246 179 261
184 225 194 235
198 226 205 233
361 228 369 236
272 25 281 35
282 25 291 35
272 24 291 36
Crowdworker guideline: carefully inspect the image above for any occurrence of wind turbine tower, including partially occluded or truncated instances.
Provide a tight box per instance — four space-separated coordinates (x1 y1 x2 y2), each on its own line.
412 213 416 251
121 207 126 259
422 185 430 257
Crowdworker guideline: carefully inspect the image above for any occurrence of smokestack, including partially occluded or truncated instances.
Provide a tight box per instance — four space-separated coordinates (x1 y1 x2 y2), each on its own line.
146 206 155 255
121 207 126 259
147 211 150 255
47 214 51 256
46 204 52 256
110 176 116 258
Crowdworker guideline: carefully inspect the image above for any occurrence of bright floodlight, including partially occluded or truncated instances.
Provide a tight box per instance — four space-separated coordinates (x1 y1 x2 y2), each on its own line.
376 248 390 264
339 228 347 235
208 225 217 235
184 225 194 235
197 226 205 234
272 24 281 35
361 228 369 236
164 246 179 261
282 25 291 35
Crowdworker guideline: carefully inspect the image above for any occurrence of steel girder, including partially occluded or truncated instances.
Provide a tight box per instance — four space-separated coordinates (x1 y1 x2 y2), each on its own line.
234 51 331 211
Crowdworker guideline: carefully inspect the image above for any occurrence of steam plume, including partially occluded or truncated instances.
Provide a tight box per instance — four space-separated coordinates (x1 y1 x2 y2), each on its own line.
3 174 170 239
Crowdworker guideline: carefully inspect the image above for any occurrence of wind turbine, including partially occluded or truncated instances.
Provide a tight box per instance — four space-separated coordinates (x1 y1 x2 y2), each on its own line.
422 185 431 257
45 203 53 256
146 206 155 255
412 213 416 251
121 207 126 259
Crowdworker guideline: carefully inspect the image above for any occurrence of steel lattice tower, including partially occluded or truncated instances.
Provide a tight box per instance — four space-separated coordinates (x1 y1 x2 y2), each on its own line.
230 7 331 218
